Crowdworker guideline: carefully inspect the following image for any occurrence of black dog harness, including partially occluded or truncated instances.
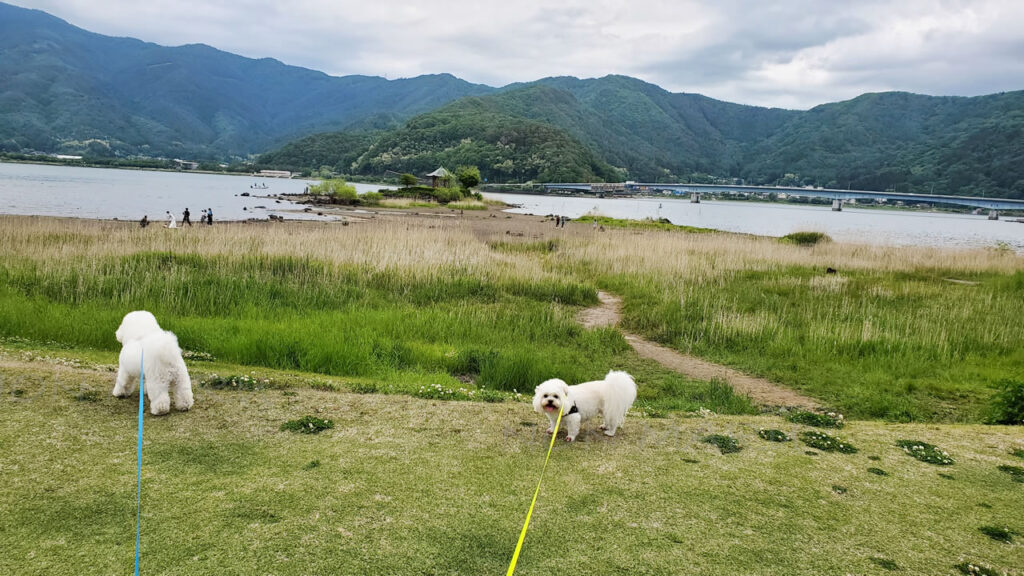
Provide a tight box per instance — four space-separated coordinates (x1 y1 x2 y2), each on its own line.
564 404 579 416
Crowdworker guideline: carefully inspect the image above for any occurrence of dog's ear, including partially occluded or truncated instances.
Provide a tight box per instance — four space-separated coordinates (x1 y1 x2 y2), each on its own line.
561 382 570 398
532 389 544 413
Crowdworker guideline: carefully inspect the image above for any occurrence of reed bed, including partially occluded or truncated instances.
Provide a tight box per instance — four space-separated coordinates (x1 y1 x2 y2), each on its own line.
1 215 1021 421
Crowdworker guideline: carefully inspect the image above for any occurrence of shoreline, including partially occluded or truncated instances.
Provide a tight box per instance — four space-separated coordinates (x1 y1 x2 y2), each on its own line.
2 210 1018 259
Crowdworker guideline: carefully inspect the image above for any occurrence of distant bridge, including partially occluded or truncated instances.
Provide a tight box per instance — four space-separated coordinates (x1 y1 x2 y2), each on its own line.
541 182 1024 212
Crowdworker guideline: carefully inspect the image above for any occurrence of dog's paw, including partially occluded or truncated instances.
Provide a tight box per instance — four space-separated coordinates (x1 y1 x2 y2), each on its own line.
603 430 616 437
545 428 554 434
564 436 575 442
150 397 171 416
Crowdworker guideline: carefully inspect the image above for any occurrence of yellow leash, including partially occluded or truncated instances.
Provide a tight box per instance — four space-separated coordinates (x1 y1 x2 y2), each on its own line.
505 405 563 576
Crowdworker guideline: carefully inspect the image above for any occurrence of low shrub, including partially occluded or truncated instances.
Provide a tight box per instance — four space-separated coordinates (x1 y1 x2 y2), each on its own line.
986 379 1024 425
896 440 954 465
758 428 791 442
787 410 845 428
360 191 384 206
1012 448 1024 460
867 467 889 476
780 231 832 246
702 434 742 454
280 416 334 434
799 431 857 453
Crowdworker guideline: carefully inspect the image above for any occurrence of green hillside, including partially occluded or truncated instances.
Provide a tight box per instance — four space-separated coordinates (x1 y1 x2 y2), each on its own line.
743 91 1024 197
352 95 620 182
0 2 493 159
267 80 1024 197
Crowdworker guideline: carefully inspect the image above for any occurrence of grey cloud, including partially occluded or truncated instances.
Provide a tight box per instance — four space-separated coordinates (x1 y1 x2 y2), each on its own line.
9 0 1024 109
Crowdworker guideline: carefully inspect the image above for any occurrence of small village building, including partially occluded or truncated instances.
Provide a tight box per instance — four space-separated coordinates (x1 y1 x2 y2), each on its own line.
426 167 452 188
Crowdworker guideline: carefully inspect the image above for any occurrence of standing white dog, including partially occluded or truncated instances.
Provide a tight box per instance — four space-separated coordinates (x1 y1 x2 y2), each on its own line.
113 311 193 415
533 371 637 442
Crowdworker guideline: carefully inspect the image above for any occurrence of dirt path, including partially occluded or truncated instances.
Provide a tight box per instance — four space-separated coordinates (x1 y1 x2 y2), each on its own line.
579 291 820 410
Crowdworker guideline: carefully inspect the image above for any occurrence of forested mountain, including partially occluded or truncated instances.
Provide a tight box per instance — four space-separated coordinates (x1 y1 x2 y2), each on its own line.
4 2 1023 197
744 91 1024 197
313 80 1024 197
0 2 492 159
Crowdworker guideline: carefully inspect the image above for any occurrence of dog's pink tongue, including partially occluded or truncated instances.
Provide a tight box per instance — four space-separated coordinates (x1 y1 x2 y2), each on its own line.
544 405 556 412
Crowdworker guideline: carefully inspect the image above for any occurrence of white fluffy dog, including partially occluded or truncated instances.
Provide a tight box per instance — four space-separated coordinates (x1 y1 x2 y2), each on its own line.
533 371 637 442
112 311 193 415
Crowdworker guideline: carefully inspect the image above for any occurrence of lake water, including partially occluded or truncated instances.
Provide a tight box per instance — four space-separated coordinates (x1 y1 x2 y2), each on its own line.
0 162 391 222
1 163 1022 252
484 192 1024 252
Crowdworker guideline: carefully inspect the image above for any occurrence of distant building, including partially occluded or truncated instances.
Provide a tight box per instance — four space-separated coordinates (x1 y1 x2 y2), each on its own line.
53 154 83 160
426 167 452 188
174 159 199 170
258 170 292 178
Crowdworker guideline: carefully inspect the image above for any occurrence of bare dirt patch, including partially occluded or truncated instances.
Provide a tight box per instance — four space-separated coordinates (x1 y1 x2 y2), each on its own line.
579 291 820 410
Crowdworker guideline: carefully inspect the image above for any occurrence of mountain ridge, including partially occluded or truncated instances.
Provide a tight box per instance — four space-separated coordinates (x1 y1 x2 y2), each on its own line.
3 2 1023 197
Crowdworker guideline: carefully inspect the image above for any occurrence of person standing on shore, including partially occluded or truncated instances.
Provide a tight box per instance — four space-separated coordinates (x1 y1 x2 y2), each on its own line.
182 207 192 226
206 208 213 226
140 215 149 228
165 211 177 228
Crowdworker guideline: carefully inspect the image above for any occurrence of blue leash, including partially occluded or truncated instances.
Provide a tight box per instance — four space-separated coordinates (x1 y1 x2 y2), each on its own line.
135 350 144 576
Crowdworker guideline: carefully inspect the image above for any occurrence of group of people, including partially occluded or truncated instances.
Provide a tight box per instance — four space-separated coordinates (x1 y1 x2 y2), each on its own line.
140 208 214 229
554 215 569 228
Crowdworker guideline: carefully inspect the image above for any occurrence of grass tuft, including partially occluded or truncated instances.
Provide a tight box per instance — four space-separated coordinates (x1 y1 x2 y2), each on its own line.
867 467 889 476
786 410 845 428
280 416 334 434
702 434 742 454
978 525 1014 543
73 390 102 402
996 465 1024 483
954 562 1002 575
758 428 791 442
799 431 857 453
869 557 900 571
780 231 832 246
896 440 954 465
203 374 273 391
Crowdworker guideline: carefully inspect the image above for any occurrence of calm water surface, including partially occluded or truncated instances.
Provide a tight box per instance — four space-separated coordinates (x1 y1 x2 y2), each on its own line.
1 164 1022 252
0 163 390 222
484 192 1024 252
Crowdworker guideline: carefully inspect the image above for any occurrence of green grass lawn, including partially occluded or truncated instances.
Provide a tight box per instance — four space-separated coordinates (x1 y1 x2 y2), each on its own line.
599 267 1024 422
2 355 1022 576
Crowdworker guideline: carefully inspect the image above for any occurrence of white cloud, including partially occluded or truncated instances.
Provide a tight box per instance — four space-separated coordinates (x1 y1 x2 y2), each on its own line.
10 0 1024 108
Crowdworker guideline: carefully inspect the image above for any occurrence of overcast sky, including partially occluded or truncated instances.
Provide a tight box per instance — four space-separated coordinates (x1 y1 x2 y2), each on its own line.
11 0 1024 109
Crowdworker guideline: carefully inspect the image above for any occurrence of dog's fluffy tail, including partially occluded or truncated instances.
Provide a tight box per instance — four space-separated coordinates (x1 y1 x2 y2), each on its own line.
602 370 637 430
